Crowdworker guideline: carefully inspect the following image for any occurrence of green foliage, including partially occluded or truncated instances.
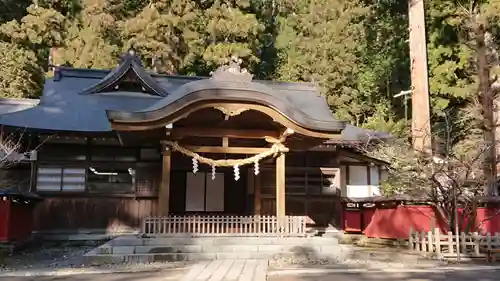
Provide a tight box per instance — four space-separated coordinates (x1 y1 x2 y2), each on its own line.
0 0 499 148
0 5 66 47
275 0 369 124
0 41 44 98
55 1 120 68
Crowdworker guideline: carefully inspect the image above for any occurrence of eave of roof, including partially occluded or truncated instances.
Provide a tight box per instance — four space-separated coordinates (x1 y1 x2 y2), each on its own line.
0 98 39 114
0 51 383 140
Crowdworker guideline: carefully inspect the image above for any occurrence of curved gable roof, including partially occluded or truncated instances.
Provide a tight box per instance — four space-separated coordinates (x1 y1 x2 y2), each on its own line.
79 49 170 97
107 78 345 133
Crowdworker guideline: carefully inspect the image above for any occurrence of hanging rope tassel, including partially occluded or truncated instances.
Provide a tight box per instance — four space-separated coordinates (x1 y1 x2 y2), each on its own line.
211 165 216 180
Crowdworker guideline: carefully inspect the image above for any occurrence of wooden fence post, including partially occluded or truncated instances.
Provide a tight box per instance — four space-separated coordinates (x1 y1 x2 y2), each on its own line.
434 228 441 257
460 232 466 255
448 231 454 255
421 231 427 252
409 227 414 250
473 232 480 256
427 230 433 253
495 233 500 248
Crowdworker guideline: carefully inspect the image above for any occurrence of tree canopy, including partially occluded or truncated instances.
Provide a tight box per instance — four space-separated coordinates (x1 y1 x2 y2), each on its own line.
0 0 499 147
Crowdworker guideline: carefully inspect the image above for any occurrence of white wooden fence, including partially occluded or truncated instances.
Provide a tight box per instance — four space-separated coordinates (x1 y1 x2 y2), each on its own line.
142 215 307 237
409 228 500 257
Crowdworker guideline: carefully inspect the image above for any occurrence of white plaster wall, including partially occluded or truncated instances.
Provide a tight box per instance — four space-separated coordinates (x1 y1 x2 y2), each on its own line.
340 165 347 196
369 165 381 196
347 166 369 197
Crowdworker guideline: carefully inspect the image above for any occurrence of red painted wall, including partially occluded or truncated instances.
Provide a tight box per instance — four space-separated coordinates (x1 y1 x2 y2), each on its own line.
0 200 37 242
0 200 11 241
470 208 500 234
343 210 363 232
343 203 500 239
9 202 35 241
362 205 447 239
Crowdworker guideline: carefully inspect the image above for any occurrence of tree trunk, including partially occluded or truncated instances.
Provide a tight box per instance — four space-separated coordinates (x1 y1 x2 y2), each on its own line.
476 24 498 196
408 0 432 153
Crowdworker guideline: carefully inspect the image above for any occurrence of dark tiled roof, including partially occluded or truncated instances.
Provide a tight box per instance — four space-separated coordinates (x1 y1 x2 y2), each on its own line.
0 98 39 114
0 67 340 132
0 51 389 141
0 77 161 132
335 124 392 143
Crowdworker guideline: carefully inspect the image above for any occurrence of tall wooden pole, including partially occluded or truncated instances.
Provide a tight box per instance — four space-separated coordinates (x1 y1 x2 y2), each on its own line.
408 0 432 152
475 24 497 195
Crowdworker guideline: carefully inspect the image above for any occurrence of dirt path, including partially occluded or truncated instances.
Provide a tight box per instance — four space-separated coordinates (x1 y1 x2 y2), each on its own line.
268 266 500 281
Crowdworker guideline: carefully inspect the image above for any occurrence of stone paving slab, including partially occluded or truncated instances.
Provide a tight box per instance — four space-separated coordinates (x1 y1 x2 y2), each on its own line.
0 270 185 281
182 259 268 281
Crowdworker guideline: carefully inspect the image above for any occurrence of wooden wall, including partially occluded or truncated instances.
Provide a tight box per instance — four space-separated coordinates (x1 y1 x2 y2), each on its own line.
31 149 379 232
257 151 344 228
33 197 157 231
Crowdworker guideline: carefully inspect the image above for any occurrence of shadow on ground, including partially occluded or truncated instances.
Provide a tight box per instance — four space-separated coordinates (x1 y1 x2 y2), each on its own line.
267 267 500 281
270 243 445 269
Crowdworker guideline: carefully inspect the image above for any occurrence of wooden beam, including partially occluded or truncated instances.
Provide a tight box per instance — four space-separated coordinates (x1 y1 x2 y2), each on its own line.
279 128 295 142
182 145 288 154
158 147 171 216
171 127 280 139
276 153 286 218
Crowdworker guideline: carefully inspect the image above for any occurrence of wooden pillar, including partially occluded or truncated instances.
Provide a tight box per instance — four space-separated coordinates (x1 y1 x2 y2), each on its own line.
158 147 171 216
254 173 261 215
276 152 286 218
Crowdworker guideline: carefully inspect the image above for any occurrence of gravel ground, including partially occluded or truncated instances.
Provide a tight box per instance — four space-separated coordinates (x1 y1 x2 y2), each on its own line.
0 243 448 277
269 246 449 270
0 244 193 277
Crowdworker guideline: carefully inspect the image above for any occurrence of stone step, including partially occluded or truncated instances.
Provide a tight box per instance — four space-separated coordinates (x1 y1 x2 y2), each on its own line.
85 245 350 263
96 243 341 255
110 236 339 247
86 252 273 263
84 235 346 264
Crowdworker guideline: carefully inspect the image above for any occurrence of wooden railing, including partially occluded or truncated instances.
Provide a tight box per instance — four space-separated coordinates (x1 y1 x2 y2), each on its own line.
410 228 500 258
141 215 307 236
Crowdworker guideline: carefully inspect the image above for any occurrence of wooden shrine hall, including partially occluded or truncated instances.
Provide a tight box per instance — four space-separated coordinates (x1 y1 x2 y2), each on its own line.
0 50 388 236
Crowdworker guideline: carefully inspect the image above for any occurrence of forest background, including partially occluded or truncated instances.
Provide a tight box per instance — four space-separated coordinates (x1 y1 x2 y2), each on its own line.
0 0 499 153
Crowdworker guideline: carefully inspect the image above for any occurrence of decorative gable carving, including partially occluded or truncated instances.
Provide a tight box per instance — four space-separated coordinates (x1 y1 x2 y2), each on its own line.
79 48 170 97
210 56 253 83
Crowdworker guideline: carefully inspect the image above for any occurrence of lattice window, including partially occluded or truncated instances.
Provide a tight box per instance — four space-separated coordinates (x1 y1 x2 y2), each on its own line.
37 167 86 192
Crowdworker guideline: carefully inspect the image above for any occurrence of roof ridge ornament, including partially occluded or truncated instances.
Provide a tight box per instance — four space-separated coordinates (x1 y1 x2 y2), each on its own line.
120 47 142 66
210 56 253 83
